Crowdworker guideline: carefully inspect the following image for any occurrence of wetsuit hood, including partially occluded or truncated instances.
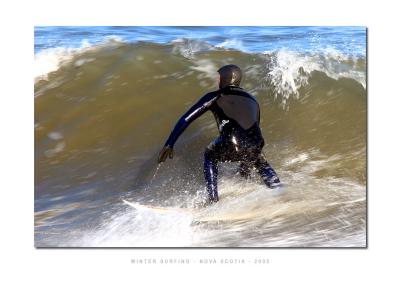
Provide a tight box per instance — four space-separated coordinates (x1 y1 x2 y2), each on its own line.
218 64 242 88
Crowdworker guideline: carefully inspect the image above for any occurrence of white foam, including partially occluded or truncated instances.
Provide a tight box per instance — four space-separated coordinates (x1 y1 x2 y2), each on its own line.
74 57 95 67
34 37 123 83
69 164 365 247
284 152 310 166
190 59 218 80
265 48 366 105
44 142 65 158
81 207 194 247
35 46 77 82
216 39 245 51
266 49 314 102
47 132 63 140
171 38 214 59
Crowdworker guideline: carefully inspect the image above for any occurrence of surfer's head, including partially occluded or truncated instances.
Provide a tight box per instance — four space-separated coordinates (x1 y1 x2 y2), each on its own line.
217 64 242 88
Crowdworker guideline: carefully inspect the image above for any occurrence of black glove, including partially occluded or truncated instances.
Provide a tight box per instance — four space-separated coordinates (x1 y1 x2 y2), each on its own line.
158 145 174 163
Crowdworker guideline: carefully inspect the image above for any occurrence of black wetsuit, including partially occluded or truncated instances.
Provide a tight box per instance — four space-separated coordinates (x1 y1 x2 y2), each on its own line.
164 85 280 202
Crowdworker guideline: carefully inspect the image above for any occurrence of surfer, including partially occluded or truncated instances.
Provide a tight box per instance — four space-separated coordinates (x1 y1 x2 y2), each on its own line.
158 64 280 203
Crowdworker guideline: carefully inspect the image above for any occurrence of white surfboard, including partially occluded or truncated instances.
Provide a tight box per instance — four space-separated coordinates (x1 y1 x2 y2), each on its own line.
122 199 191 214
122 199 262 222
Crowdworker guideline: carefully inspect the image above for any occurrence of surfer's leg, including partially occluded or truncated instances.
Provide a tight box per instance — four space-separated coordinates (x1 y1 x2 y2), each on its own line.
204 149 219 202
203 139 224 203
254 154 281 188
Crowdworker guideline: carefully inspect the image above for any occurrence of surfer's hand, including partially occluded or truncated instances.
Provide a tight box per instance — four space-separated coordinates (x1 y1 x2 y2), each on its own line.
158 145 174 163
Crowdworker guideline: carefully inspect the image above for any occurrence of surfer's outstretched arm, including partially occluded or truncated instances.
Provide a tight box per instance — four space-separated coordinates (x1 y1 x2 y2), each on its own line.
158 91 220 163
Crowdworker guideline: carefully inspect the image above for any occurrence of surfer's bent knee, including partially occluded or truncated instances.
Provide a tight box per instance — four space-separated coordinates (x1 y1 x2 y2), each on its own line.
204 144 218 162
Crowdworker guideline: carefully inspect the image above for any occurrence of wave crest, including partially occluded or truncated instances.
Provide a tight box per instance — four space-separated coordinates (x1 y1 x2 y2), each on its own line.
265 49 365 105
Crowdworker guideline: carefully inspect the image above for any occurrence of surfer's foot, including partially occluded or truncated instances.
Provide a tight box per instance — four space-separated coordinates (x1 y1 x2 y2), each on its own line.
209 197 219 203
266 176 281 188
202 197 218 206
